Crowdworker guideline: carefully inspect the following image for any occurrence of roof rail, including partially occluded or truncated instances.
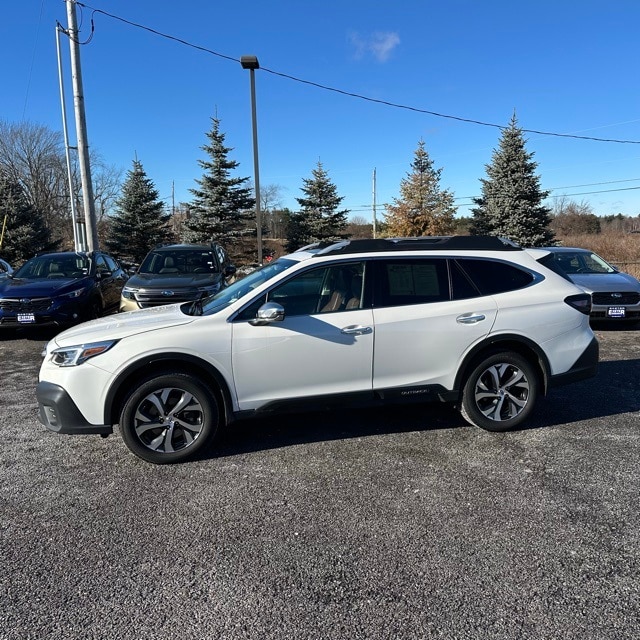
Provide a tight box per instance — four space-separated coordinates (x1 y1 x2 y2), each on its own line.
309 236 521 257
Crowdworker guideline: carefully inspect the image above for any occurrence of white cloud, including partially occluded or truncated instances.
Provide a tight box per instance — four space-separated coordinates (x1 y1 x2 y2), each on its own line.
348 31 400 62
369 31 401 62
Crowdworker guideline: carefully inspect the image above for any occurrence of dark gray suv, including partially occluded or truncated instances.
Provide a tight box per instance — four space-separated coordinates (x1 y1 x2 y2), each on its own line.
119 243 236 311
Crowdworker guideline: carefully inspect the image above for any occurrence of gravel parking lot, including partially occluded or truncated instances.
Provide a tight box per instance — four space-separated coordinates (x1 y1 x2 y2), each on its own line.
1 325 639 639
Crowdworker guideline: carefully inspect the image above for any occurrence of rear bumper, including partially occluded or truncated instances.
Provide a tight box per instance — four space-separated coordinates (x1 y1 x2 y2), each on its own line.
548 336 599 388
36 381 113 435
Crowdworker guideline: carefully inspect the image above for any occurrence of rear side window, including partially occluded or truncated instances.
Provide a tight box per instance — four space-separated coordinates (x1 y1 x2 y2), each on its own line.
450 260 481 300
374 259 449 307
456 259 535 295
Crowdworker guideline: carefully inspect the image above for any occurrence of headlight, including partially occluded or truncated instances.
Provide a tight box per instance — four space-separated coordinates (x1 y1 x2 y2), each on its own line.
122 287 138 300
50 340 118 367
63 287 87 299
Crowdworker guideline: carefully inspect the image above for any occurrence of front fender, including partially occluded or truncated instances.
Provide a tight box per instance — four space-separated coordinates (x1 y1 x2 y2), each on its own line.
103 353 235 426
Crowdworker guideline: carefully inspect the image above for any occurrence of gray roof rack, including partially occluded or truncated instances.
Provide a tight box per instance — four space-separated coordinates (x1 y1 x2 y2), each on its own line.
310 236 521 257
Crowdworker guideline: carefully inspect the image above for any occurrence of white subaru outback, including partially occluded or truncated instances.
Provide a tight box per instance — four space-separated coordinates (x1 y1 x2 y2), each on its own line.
37 237 598 464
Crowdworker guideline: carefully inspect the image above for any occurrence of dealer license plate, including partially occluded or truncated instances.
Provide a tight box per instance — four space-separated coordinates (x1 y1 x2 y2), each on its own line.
607 306 626 318
17 313 36 324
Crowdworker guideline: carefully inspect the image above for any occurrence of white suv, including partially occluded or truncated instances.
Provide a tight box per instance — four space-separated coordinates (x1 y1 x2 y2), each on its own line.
37 237 598 464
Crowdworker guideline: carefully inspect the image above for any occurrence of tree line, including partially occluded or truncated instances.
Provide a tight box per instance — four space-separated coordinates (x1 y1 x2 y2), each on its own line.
1 113 637 268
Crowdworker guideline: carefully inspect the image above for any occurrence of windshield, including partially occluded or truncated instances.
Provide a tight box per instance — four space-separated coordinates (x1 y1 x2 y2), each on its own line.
13 254 91 279
186 258 297 316
552 251 616 275
139 249 219 275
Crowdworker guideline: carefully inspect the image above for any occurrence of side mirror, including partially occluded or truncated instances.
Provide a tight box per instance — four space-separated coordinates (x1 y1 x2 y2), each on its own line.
224 265 237 278
249 302 285 326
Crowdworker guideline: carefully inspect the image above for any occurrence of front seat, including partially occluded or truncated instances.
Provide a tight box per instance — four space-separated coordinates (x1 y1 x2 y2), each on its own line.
345 274 363 309
159 256 179 274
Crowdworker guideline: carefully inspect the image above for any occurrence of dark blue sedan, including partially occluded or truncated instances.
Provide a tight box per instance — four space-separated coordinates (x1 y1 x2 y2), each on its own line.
0 251 127 330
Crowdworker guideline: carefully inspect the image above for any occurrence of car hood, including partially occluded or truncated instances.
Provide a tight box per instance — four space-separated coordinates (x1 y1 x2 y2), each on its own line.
567 272 640 293
0 276 90 297
51 304 195 346
126 272 223 288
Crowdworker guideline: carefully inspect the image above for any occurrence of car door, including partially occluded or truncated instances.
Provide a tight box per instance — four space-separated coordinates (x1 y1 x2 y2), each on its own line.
231 261 374 410
371 257 498 392
94 254 119 310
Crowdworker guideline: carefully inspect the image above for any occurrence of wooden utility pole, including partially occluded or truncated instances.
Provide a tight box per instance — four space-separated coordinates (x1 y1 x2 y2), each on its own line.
66 0 99 251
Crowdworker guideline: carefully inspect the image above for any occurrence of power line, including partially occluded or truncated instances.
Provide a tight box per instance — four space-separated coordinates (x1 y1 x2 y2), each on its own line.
344 184 640 213
76 2 640 145
453 181 640 202
548 177 640 190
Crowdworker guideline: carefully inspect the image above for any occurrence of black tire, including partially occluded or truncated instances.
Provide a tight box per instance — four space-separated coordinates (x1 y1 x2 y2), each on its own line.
460 352 538 432
119 372 219 464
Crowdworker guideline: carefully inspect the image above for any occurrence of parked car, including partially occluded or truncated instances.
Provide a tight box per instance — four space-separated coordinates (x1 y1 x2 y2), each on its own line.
0 251 127 330
38 236 598 464
120 243 236 312
0 258 13 279
532 246 640 323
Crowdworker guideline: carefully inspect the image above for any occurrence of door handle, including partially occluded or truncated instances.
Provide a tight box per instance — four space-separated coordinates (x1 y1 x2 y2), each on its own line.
456 313 486 324
341 325 373 335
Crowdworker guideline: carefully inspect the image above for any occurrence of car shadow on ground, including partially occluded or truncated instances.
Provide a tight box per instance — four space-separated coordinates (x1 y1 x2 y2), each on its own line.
591 320 639 332
201 358 640 461
0 327 63 342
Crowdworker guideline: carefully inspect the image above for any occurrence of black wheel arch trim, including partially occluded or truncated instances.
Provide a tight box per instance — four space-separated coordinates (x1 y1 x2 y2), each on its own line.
453 334 552 399
103 353 234 427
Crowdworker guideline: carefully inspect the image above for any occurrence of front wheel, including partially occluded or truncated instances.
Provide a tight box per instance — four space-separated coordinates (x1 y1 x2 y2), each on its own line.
119 373 219 464
460 352 539 432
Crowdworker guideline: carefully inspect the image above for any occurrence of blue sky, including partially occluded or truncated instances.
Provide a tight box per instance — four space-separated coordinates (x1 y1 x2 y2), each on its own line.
5 0 640 222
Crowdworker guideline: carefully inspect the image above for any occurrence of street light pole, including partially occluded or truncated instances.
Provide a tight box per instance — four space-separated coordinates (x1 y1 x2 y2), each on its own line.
240 55 262 264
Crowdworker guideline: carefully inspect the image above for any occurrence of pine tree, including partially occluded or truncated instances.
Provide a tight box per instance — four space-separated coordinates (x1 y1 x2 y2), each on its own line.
286 161 348 251
0 170 53 264
384 140 457 237
183 117 255 262
105 159 171 263
470 114 555 247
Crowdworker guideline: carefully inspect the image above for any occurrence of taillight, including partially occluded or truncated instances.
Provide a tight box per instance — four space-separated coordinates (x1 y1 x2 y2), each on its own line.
564 293 591 315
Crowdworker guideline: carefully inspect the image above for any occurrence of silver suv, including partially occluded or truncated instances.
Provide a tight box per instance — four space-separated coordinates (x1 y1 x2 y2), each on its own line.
37 237 598 464
119 243 236 311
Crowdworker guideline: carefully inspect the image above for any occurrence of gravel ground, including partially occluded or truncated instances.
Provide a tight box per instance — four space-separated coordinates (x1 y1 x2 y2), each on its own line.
0 324 639 640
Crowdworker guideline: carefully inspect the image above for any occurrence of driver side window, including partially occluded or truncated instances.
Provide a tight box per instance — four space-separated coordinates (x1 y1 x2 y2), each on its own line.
235 262 366 321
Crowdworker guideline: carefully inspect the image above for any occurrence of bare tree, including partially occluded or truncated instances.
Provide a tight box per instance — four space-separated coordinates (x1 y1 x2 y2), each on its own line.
0 119 124 250
345 215 373 239
259 183 285 238
552 196 593 217
0 120 68 243
551 197 600 235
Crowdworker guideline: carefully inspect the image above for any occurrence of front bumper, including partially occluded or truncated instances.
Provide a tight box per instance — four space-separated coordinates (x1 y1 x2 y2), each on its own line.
36 381 113 435
590 305 640 321
0 303 88 329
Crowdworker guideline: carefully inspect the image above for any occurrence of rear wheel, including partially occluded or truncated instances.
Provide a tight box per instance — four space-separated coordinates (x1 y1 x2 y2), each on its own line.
119 373 219 464
461 352 538 432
